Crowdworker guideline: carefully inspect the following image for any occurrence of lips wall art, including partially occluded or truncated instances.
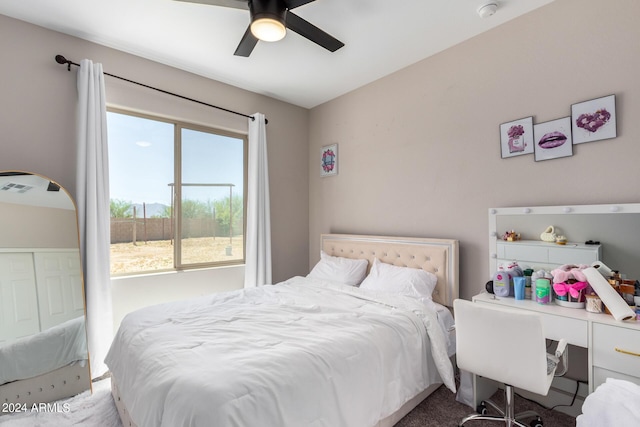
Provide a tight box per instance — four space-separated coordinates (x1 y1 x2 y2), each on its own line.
533 117 573 161
571 94 617 144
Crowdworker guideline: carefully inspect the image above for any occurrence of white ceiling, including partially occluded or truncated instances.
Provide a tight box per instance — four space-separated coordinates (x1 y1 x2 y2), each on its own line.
0 0 554 108
0 173 75 210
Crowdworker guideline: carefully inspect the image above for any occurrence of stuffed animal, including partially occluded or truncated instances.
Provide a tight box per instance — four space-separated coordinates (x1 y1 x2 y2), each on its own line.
551 264 590 284
551 264 590 302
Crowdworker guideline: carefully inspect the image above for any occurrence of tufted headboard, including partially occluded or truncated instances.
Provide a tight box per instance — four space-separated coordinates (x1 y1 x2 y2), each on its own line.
320 234 459 307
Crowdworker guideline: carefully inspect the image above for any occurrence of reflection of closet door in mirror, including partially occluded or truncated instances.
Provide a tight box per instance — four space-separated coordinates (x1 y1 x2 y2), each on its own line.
0 253 39 342
0 171 91 409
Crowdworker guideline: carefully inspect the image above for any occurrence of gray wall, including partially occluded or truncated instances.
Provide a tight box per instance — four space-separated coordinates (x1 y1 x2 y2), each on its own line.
0 14 310 287
308 0 640 300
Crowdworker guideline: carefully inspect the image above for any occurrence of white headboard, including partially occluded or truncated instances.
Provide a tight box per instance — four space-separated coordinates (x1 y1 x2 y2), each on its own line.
320 234 459 307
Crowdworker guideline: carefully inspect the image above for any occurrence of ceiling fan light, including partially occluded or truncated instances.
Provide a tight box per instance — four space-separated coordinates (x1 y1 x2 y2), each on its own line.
250 17 286 42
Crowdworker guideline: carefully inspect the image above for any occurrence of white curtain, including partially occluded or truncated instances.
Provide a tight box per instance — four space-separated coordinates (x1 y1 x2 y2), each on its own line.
244 113 272 288
76 59 113 377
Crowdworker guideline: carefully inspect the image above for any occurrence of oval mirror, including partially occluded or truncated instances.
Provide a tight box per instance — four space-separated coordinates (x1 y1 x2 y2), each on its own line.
0 171 91 408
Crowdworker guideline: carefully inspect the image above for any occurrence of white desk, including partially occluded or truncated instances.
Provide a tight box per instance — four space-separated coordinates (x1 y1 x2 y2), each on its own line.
472 292 640 407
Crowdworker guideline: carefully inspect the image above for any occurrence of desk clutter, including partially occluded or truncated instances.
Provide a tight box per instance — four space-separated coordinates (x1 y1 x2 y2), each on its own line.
487 260 639 322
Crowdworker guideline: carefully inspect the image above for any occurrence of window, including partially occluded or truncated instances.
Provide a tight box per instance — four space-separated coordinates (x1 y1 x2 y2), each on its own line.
107 109 247 276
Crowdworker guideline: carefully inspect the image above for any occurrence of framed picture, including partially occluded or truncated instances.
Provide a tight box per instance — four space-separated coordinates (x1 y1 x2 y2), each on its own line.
534 117 573 161
499 116 534 158
571 94 617 144
320 143 338 177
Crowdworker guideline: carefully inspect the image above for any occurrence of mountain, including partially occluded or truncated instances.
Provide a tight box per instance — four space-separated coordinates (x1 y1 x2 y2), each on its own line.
131 203 168 218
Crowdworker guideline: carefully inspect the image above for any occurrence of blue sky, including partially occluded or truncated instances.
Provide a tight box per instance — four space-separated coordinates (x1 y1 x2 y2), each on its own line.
107 111 244 206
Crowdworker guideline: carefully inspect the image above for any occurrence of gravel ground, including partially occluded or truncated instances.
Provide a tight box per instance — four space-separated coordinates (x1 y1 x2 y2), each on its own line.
110 236 244 275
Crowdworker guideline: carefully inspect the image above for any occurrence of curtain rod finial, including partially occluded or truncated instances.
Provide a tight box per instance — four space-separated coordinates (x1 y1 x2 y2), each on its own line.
55 54 72 71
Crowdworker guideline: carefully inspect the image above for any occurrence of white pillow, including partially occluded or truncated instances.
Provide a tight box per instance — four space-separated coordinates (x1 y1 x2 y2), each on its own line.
359 258 437 301
307 251 369 286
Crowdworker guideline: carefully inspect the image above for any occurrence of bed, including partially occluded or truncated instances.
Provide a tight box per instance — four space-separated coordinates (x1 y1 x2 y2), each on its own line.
577 378 640 426
0 316 91 409
106 233 459 427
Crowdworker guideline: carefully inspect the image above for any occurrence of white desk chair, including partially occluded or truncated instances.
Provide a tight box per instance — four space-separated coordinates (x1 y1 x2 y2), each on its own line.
453 299 567 427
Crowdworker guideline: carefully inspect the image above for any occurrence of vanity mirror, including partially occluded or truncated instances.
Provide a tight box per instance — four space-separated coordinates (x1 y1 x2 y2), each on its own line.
489 203 640 281
0 171 91 408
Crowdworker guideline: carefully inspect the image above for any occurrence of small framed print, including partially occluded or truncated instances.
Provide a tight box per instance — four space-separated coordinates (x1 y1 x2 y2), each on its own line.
571 94 617 144
320 144 338 177
500 116 534 158
534 117 573 161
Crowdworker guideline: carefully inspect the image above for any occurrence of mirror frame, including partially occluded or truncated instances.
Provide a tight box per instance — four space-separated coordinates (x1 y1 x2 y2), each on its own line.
0 170 91 406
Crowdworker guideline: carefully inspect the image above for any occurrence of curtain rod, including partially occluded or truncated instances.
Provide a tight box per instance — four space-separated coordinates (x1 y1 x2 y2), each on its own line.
55 55 267 124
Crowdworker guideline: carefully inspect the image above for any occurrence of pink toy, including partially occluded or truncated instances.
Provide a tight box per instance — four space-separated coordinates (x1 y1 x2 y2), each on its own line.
550 264 589 284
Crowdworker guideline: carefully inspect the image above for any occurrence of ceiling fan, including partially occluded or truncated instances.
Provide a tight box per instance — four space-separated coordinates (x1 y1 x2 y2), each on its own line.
175 0 345 57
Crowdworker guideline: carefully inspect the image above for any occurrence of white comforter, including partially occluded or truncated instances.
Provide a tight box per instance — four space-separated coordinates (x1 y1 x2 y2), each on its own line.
105 277 455 427
0 316 87 385
577 378 640 427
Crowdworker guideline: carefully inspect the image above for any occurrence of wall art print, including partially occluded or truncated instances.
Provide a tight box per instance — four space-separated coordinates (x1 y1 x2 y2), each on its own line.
533 116 573 162
320 143 338 177
571 94 617 144
500 116 534 158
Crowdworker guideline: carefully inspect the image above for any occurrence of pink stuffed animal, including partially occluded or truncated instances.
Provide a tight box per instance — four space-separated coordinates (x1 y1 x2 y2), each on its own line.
551 264 590 301
551 264 589 284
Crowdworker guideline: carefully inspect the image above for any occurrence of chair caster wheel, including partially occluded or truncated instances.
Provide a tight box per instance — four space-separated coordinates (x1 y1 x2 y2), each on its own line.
530 417 543 427
476 402 488 415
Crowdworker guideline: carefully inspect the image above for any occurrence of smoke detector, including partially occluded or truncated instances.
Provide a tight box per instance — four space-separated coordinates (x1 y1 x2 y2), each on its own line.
477 2 498 18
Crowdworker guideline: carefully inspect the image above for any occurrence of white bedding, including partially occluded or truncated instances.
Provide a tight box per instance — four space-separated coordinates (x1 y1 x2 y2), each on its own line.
0 316 87 385
577 378 640 427
105 276 455 427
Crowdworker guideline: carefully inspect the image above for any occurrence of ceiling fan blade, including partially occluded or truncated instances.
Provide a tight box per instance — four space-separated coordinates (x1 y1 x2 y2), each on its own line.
284 0 316 9
234 26 259 57
173 0 248 10
285 12 344 52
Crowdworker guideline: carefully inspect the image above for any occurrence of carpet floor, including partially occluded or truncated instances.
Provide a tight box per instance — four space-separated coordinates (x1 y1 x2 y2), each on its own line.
397 384 577 427
0 380 576 426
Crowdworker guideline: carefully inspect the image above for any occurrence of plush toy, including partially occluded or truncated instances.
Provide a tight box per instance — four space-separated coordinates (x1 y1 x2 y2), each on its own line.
551 264 590 301
551 264 590 284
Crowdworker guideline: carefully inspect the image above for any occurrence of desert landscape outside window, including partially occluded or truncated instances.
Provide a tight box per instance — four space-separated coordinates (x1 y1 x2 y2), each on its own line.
107 109 247 276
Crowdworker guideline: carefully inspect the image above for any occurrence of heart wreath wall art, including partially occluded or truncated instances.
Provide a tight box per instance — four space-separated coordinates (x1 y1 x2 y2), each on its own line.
571 94 617 144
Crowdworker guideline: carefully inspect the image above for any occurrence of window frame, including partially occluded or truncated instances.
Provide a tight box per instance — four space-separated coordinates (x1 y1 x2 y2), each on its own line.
108 107 248 276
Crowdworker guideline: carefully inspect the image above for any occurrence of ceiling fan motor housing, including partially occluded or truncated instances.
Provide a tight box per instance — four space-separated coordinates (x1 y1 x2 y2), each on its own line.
249 0 287 27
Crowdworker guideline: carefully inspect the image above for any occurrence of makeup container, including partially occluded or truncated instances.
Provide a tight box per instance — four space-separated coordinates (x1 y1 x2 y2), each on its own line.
535 278 551 304
585 294 603 313
514 276 526 300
